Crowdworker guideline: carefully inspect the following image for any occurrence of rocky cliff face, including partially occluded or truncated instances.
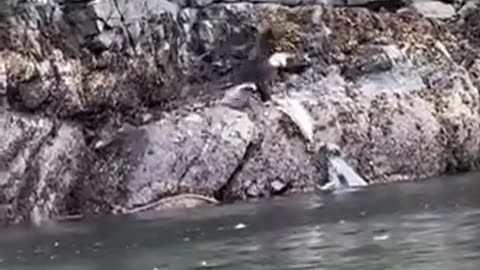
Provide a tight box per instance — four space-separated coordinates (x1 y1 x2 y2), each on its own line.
0 0 479 224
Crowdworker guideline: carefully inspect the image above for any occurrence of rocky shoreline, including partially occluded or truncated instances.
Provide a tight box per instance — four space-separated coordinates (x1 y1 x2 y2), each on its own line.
0 0 480 225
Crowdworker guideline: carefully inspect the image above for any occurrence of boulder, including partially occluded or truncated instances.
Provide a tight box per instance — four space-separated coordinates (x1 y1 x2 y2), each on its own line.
97 105 255 211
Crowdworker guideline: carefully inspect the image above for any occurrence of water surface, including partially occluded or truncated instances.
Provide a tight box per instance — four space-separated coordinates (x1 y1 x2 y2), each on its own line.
1 172 480 270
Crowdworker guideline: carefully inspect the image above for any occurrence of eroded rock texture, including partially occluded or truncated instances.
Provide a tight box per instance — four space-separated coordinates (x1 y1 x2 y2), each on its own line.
0 0 480 224
0 112 85 224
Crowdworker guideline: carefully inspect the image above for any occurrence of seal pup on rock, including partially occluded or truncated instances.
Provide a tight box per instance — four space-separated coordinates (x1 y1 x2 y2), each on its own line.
319 143 368 193
220 23 315 146
272 93 314 143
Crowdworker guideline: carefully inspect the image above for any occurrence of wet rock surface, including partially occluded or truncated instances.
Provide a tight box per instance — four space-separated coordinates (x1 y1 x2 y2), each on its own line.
0 0 480 224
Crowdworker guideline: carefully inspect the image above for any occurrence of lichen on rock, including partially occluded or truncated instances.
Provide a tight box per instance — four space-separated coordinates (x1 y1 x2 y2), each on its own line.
256 7 305 54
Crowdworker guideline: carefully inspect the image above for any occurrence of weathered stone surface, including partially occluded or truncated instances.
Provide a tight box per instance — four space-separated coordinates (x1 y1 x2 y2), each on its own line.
411 0 456 18
2 0 187 118
119 106 255 209
1 0 480 223
0 112 85 224
67 104 255 216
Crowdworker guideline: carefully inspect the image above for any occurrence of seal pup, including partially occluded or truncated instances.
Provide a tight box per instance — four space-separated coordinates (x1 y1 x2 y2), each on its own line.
220 23 315 145
272 93 314 143
319 143 368 193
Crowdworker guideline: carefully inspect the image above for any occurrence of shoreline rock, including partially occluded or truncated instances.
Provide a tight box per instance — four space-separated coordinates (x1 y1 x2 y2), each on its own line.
1 0 480 224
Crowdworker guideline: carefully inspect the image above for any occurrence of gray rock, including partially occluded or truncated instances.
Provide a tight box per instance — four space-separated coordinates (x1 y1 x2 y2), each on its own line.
0 60 6 96
3 0 186 116
0 112 54 202
191 0 216 7
91 105 255 210
458 1 479 21
28 123 85 225
0 112 85 224
270 180 287 193
452 1 480 47
90 0 181 26
2 1 480 223
411 0 456 18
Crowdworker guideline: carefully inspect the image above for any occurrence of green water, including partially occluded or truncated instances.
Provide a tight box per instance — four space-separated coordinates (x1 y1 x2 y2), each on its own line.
1 173 480 270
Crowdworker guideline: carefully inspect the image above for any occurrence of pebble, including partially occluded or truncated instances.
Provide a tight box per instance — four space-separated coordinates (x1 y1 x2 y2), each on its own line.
271 180 286 192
